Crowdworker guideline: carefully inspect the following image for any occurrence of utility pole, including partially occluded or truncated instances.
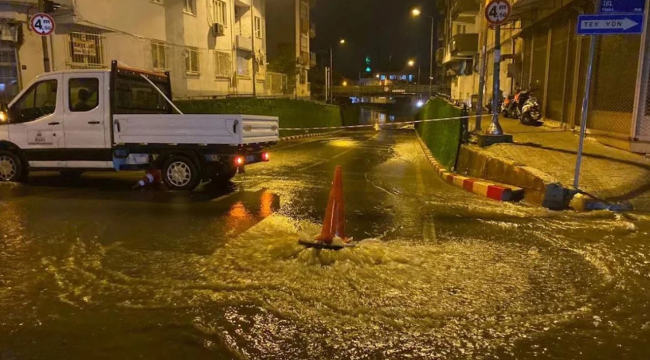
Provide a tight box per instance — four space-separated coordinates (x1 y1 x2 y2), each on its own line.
329 47 333 103
429 16 434 98
487 24 503 135
250 6 257 97
475 7 488 132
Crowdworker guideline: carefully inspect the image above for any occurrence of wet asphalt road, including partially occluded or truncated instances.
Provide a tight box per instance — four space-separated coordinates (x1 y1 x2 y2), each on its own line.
1 129 650 360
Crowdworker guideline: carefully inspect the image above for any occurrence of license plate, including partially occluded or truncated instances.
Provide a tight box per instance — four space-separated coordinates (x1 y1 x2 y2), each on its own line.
246 155 256 163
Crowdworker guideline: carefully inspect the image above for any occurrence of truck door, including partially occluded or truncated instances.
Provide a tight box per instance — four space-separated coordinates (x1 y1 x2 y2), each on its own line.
6 74 65 168
63 74 111 169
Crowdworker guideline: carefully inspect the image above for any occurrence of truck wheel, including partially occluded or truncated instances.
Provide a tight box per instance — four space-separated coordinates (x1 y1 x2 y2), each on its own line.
211 166 238 183
162 155 201 191
0 150 27 183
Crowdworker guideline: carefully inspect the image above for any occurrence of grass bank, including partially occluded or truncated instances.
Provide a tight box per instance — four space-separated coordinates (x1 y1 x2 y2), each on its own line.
415 97 463 171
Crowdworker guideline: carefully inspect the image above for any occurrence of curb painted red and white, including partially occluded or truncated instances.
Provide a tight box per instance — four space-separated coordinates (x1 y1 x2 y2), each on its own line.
416 135 524 202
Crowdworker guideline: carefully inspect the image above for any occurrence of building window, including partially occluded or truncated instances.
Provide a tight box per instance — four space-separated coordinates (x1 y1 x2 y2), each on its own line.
185 47 200 75
67 32 105 68
151 42 168 71
69 78 99 112
299 69 306 84
300 34 309 52
455 24 466 35
183 0 196 15
213 0 227 26
237 51 250 77
254 16 262 38
0 45 19 104
214 51 231 78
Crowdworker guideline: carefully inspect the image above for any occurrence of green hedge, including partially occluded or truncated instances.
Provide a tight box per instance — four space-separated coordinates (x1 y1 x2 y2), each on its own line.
415 98 462 171
176 98 346 137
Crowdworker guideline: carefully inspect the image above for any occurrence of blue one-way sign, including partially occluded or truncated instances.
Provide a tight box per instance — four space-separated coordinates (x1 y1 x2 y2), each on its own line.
577 14 644 35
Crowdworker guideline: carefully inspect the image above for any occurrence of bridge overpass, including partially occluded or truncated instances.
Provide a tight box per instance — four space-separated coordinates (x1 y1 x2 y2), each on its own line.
332 85 438 98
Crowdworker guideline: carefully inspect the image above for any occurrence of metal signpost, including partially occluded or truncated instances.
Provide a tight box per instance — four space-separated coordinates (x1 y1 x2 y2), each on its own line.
573 0 646 189
485 0 511 136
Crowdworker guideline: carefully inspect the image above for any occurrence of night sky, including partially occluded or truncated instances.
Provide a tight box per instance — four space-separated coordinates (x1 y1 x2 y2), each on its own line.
312 0 437 81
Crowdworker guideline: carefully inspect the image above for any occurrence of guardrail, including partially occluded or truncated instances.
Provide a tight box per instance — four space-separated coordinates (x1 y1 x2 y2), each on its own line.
332 85 438 96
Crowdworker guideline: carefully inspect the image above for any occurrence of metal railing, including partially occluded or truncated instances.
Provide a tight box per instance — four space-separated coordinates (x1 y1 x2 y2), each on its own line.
332 85 438 96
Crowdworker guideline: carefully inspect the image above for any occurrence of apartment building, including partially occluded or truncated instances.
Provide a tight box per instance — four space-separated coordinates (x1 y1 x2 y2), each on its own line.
438 0 650 153
0 0 268 102
266 0 315 98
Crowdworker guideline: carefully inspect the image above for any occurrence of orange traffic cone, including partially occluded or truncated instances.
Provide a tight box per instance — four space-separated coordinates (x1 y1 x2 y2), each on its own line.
316 166 348 245
133 169 161 189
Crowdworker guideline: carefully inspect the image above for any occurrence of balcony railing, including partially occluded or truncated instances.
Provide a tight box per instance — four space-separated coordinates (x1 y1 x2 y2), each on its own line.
450 33 478 56
451 0 480 22
436 47 445 65
236 34 253 52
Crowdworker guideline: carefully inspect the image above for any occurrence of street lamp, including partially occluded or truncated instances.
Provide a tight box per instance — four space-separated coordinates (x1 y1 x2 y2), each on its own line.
408 59 421 86
342 81 348 87
315 39 347 103
410 7 435 98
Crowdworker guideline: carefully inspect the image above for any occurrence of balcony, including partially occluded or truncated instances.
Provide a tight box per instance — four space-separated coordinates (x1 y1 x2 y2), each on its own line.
450 33 478 57
451 0 480 22
236 35 253 52
298 51 310 66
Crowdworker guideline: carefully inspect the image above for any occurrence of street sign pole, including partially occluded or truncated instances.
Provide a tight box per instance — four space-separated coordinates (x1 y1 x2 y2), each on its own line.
574 33 597 190
488 24 504 135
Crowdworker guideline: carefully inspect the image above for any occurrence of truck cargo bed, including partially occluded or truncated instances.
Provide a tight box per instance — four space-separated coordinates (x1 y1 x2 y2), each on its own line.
112 114 279 145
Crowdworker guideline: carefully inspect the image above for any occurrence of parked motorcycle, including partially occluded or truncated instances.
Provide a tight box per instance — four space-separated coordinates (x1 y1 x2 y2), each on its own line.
501 94 516 118
517 90 543 126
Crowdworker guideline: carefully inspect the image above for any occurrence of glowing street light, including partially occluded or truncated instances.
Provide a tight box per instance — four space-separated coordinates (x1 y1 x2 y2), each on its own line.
408 59 416 67
411 8 422 17
339 39 346 44
342 81 348 86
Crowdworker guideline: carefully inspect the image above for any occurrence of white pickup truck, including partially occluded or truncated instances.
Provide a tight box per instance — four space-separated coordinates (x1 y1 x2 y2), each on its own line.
0 61 279 191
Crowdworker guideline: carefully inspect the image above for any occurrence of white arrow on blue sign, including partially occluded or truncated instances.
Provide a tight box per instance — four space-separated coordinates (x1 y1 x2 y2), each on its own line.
577 14 644 35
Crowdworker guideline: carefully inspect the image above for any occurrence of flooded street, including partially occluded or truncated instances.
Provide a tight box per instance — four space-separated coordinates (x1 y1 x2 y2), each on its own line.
1 130 649 359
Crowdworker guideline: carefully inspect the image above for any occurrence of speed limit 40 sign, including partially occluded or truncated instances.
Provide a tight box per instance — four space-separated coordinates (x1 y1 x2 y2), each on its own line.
485 0 511 26
30 13 56 36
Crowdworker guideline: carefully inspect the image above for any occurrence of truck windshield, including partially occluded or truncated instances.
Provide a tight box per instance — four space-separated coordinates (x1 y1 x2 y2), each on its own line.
114 77 172 115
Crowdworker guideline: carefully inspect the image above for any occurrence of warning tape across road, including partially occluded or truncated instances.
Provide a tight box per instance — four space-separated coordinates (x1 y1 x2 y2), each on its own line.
280 114 492 131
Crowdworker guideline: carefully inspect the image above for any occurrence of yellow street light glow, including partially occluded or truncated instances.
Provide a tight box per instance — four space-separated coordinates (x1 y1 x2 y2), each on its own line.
342 81 348 86
339 39 346 44
375 74 380 78
408 59 416 67
411 8 422 17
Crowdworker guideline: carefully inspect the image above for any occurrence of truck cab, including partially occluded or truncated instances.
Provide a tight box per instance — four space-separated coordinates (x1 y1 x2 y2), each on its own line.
0 61 279 190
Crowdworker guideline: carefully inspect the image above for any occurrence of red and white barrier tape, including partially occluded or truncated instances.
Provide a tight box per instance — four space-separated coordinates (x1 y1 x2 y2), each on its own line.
280 114 491 131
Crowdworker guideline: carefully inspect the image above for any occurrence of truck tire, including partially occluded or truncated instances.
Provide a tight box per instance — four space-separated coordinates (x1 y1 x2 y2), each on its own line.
0 150 27 183
162 155 201 191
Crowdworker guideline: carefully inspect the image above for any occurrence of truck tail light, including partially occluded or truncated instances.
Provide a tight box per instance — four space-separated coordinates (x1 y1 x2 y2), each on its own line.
235 156 245 166
262 152 270 162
